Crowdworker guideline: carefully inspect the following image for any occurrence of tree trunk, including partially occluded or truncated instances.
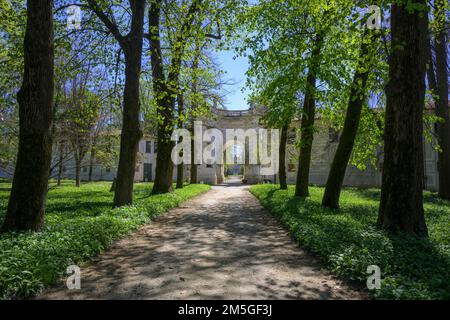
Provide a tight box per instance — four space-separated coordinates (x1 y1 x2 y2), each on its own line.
75 152 81 187
112 2 145 207
322 32 371 209
2 0 54 232
88 145 95 182
434 1 450 200
152 106 175 194
190 130 198 184
57 141 64 186
149 2 173 194
189 54 199 185
177 164 184 189
279 124 288 190
378 1 428 237
176 94 185 189
295 72 316 197
149 0 199 195
110 178 116 192
295 33 324 197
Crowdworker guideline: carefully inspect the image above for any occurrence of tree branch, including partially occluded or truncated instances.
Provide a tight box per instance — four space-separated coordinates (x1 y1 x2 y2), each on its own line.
86 0 125 47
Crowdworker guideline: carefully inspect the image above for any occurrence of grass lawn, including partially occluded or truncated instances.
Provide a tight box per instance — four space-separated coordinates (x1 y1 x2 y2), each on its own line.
0 180 210 299
250 185 450 300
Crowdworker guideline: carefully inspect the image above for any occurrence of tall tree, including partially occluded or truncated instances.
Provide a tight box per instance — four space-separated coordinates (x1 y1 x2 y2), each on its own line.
189 45 200 185
149 0 201 194
2 0 54 232
322 29 374 208
295 32 324 197
255 82 298 190
239 0 353 197
278 124 288 189
87 0 145 207
430 0 450 199
378 0 429 237
176 93 185 189
66 90 100 187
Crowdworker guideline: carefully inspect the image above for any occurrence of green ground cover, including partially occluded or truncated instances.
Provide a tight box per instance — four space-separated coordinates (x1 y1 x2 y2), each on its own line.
250 185 450 299
0 181 210 299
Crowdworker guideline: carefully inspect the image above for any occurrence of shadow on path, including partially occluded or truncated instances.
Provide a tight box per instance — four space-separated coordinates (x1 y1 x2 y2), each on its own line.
39 185 365 300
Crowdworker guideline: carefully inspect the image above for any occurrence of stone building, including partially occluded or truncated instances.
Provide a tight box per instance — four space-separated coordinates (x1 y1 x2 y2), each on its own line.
59 103 441 191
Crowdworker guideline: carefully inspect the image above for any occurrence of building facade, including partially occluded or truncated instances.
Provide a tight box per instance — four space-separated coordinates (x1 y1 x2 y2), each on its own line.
58 105 441 191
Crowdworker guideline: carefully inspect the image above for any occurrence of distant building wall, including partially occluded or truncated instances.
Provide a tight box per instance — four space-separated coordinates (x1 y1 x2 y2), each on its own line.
51 110 440 192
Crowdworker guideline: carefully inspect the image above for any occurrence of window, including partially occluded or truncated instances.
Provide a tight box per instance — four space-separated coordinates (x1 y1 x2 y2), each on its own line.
145 141 152 153
154 142 157 153
83 167 87 173
106 167 111 173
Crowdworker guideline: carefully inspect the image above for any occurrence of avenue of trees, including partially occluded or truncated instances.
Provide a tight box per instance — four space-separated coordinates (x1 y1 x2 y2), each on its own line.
240 0 448 237
0 0 449 238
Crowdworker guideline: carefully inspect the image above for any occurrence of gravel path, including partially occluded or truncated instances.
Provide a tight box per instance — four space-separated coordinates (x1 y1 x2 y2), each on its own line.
39 183 365 300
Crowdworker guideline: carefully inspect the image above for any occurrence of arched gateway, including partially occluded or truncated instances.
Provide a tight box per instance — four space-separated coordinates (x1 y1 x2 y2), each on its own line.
200 104 270 185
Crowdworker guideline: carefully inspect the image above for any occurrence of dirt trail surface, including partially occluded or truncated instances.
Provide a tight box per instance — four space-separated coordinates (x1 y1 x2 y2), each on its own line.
39 183 365 300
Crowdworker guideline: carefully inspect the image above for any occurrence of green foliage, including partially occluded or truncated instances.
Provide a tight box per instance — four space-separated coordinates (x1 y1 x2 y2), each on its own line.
94 132 121 169
0 0 25 166
238 0 389 169
0 181 210 299
250 184 450 300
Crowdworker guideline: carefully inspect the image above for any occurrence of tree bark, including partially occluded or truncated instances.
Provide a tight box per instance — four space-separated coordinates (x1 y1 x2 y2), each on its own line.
74 152 81 187
152 117 175 194
110 178 116 192
190 129 198 184
111 1 145 207
2 0 54 232
294 33 324 197
279 124 288 190
176 94 185 189
322 33 371 209
434 1 450 200
189 42 200 185
378 1 428 237
88 145 95 182
176 164 184 188
149 0 172 194
57 140 64 186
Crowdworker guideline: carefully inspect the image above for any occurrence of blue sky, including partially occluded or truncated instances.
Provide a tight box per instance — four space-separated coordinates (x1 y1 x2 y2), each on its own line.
215 50 251 110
